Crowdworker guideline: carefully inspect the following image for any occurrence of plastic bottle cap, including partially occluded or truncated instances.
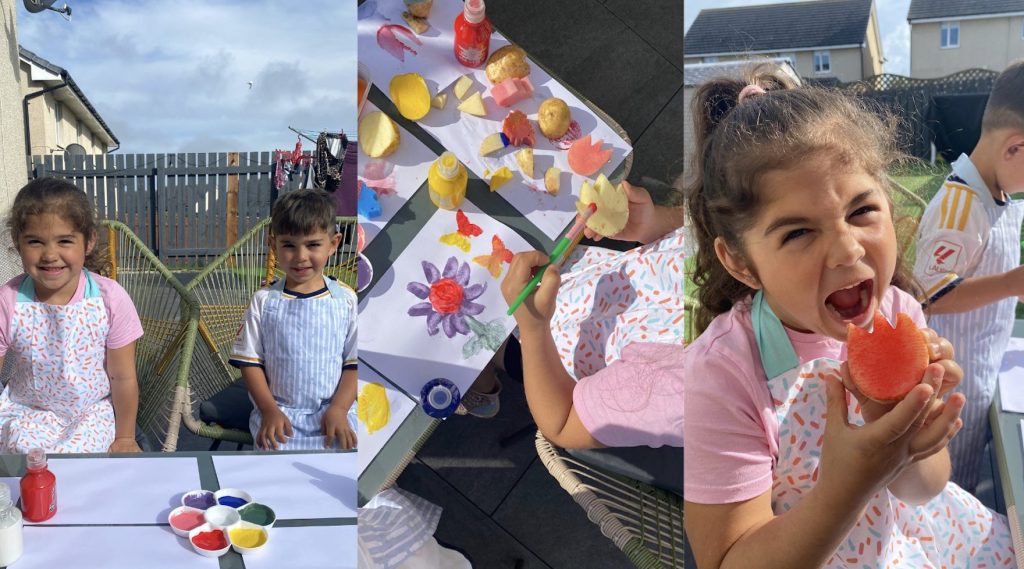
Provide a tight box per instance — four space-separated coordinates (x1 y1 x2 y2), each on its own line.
26 448 46 470
427 385 452 408
435 151 461 181
463 0 485 23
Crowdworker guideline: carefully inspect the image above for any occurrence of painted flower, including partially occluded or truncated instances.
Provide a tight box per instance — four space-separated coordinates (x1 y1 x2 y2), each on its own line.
408 257 486 338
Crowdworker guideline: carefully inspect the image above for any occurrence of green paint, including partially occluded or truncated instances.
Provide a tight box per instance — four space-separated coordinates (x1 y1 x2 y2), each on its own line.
239 503 275 525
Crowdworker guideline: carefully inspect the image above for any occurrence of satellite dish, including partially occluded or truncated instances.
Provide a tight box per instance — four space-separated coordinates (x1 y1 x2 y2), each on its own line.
64 143 86 158
23 0 71 17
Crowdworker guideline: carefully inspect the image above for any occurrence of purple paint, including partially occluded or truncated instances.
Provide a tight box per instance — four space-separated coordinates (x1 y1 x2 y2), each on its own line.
184 492 216 510
218 496 248 508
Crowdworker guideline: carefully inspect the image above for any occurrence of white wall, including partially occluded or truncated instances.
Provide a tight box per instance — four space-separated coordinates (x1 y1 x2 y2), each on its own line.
0 0 25 281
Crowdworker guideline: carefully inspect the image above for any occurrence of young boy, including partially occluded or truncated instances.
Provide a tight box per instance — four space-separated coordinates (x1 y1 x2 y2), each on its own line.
913 60 1024 491
229 189 358 450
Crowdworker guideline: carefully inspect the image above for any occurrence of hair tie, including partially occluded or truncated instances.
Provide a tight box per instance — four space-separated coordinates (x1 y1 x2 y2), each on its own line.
738 84 767 104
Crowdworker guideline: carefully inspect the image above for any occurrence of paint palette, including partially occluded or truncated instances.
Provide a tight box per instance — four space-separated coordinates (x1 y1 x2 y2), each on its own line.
172 489 277 557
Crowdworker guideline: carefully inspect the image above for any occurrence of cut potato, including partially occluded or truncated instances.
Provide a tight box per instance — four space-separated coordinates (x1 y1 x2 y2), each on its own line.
515 148 534 179
432 93 448 109
489 167 514 192
577 174 627 237
457 91 487 116
358 111 400 158
389 73 432 121
479 133 510 157
454 75 473 100
544 167 560 195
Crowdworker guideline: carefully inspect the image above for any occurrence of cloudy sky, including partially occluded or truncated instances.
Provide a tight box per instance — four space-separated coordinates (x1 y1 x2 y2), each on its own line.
16 0 356 154
685 0 913 76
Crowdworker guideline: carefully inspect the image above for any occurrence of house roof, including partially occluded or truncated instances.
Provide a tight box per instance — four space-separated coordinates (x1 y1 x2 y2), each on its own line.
908 0 1024 21
683 59 801 87
19 47 119 148
684 0 874 56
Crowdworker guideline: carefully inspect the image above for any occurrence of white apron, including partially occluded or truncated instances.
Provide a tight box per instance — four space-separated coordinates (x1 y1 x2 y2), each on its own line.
753 291 1015 568
252 278 355 450
550 228 687 379
0 271 115 453
930 194 1024 490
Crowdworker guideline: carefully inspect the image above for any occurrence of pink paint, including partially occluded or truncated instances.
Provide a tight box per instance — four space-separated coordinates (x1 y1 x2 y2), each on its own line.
491 77 533 108
377 24 421 62
170 510 205 531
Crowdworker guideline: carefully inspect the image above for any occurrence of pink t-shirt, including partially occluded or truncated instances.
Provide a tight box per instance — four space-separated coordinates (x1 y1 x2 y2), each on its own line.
0 271 144 356
682 286 926 504
573 342 685 447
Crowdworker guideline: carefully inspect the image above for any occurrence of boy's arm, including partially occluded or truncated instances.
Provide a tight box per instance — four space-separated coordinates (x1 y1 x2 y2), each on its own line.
924 267 1024 313
323 369 357 449
106 342 141 452
241 365 293 449
330 368 358 412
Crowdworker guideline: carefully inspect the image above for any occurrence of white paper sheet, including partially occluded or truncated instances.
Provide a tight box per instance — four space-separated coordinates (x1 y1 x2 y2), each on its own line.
358 200 530 398
19 526 216 569
358 0 473 99
358 365 419 476
999 337 1024 413
211 453 357 520
359 100 437 246
28 457 200 525
359 0 633 240
241 525 357 569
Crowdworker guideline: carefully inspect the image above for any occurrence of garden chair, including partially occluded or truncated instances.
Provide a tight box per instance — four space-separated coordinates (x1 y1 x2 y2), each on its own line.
96 220 203 452
183 216 358 447
535 433 689 568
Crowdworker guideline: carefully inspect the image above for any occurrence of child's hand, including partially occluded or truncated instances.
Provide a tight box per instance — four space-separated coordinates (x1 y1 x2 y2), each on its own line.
821 366 963 498
582 181 655 243
921 328 961 397
108 437 141 453
258 408 294 450
323 405 357 449
501 251 560 331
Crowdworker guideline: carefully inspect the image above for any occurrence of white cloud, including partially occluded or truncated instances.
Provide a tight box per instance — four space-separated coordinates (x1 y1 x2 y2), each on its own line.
16 0 356 153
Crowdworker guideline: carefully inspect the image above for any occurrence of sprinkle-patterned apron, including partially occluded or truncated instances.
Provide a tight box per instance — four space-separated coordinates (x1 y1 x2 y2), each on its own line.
251 278 353 450
0 271 115 453
550 228 687 379
753 291 1015 568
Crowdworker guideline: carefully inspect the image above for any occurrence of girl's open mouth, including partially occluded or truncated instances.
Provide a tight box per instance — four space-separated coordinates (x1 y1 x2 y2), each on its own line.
825 279 873 323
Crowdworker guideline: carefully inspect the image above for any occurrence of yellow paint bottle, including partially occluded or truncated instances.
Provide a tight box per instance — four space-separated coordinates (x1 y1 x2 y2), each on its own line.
428 151 468 210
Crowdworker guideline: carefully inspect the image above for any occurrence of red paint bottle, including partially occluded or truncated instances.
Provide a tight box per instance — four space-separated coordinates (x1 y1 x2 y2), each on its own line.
453 0 491 68
20 448 56 523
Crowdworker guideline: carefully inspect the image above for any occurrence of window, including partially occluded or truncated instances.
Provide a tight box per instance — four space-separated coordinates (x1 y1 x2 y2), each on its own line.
703 56 719 64
941 21 959 48
813 51 831 73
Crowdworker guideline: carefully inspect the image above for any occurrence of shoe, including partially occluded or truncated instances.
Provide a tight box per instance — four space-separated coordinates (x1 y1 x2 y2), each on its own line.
455 375 502 418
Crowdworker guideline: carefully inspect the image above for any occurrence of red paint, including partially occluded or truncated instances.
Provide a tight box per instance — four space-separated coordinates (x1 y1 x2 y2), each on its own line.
20 449 56 522
453 0 491 67
192 530 228 551
170 510 205 531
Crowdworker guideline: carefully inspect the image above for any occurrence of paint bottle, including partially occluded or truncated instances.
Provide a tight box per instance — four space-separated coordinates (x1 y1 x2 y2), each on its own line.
0 484 23 566
20 448 56 523
427 152 468 210
453 0 491 68
420 378 461 419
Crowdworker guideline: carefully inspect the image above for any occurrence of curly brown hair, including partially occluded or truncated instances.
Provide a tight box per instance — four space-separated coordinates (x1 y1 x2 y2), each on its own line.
685 63 922 333
7 177 108 274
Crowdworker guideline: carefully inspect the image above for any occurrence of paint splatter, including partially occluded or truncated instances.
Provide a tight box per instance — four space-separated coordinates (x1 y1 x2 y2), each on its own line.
358 383 391 434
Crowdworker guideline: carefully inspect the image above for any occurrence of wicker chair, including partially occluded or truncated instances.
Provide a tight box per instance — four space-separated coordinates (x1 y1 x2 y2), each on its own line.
182 216 358 446
535 433 688 568
96 220 203 451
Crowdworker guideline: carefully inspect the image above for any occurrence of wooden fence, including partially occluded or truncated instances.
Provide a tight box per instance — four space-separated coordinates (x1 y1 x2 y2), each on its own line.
27 151 313 266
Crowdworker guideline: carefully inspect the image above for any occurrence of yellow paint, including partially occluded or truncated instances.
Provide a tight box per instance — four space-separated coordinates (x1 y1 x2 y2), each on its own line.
229 528 267 548
358 383 391 434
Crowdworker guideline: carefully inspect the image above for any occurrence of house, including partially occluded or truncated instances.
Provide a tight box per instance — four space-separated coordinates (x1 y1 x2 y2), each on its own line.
908 0 1024 78
19 46 118 156
684 0 883 84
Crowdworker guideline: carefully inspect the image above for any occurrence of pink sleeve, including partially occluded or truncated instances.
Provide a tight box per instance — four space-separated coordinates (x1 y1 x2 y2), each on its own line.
683 343 775 504
98 277 144 349
0 277 21 357
572 342 685 447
